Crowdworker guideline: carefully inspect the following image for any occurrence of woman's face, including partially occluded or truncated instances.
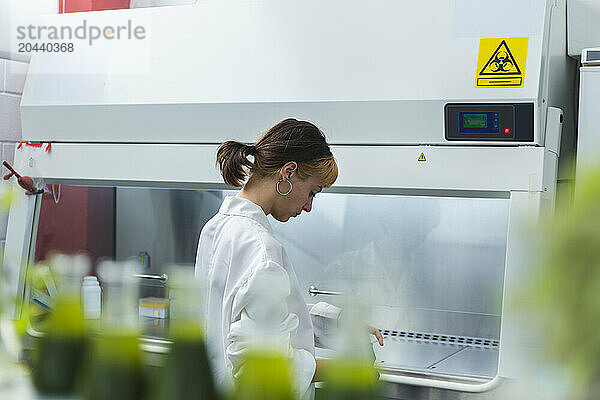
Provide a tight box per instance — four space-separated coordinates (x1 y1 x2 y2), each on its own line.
271 175 323 222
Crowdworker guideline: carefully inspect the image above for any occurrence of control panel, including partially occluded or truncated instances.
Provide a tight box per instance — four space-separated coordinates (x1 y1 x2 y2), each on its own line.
445 103 534 142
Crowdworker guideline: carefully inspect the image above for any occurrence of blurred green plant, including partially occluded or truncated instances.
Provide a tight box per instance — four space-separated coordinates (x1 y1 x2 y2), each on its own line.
530 168 600 398
0 182 19 314
0 182 30 385
0 182 18 211
16 265 53 334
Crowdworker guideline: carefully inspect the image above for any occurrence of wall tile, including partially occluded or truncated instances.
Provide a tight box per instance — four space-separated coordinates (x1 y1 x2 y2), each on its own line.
0 59 5 92
2 142 16 166
5 60 28 95
0 93 22 142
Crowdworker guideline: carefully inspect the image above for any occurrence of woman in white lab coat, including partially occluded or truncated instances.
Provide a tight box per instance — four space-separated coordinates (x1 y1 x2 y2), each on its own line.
195 118 341 398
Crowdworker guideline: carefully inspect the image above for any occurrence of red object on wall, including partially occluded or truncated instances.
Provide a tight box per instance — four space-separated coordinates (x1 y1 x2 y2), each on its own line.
59 0 90 13
59 0 130 13
35 186 115 274
92 0 131 11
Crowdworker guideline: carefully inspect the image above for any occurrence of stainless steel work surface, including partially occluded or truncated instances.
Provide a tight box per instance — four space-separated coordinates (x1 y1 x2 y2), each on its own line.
427 346 499 378
373 337 465 372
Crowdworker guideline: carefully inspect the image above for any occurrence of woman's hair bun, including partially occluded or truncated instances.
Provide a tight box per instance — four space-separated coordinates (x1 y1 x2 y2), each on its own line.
216 141 255 188
216 118 337 188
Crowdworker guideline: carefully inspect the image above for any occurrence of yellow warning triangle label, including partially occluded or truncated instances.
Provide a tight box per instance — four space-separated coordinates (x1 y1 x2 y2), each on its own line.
475 37 528 88
418 153 426 162
479 40 521 75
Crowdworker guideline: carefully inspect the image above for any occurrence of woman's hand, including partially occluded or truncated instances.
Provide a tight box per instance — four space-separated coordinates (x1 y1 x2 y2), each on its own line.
369 326 384 346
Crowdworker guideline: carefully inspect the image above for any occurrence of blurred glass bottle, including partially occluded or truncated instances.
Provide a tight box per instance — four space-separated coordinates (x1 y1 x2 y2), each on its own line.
233 346 295 400
85 261 143 400
320 300 379 400
153 266 218 400
234 352 295 400
232 292 295 400
32 254 89 395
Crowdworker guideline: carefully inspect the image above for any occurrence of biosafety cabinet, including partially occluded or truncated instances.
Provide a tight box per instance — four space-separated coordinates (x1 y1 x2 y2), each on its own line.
1 0 582 398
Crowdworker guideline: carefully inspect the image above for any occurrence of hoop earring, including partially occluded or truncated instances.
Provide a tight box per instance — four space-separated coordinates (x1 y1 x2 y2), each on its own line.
276 179 293 196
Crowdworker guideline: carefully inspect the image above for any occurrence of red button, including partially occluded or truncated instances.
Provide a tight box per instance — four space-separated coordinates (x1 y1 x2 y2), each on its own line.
504 128 510 134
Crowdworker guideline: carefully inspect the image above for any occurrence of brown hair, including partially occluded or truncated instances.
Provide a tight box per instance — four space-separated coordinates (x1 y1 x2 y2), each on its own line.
216 118 338 188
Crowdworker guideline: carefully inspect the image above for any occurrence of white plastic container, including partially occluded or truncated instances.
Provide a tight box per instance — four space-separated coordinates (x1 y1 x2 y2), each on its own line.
81 275 101 319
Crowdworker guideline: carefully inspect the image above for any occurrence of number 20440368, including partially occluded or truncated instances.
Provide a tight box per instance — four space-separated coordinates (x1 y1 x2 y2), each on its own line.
18 42 74 52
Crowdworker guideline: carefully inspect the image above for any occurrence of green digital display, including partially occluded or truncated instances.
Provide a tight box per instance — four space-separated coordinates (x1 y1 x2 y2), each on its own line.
463 114 487 128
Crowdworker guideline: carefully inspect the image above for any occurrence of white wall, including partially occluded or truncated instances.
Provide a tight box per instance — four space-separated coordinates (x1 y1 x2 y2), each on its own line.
0 58 28 245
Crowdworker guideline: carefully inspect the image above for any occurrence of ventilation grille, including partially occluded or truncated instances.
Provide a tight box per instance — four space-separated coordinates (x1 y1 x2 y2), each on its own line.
381 329 499 349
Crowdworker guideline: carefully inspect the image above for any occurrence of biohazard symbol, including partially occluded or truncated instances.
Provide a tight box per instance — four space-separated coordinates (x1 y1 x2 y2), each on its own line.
418 153 426 162
479 40 521 76
475 37 528 88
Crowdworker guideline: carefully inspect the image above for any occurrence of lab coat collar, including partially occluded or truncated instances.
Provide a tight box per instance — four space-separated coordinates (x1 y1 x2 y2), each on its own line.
219 196 273 232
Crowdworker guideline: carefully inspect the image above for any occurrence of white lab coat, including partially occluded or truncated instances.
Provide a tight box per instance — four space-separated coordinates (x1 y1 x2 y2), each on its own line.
194 196 316 398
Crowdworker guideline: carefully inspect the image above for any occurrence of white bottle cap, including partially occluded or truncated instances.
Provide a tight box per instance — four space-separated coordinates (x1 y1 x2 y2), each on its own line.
81 275 101 319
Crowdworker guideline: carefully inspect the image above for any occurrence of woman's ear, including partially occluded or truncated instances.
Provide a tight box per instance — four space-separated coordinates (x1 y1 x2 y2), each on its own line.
281 161 298 180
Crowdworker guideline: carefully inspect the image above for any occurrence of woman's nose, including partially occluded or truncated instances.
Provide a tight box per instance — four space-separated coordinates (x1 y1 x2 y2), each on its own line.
303 198 313 213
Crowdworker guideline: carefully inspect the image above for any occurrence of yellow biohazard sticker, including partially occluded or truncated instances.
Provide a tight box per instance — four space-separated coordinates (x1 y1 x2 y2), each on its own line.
475 37 528 88
418 153 426 162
